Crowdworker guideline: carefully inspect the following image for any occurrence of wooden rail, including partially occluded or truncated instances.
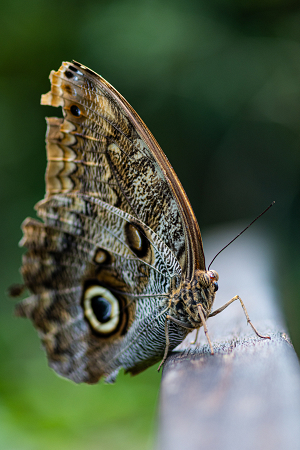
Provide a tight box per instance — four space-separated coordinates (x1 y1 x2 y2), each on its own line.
156 225 300 450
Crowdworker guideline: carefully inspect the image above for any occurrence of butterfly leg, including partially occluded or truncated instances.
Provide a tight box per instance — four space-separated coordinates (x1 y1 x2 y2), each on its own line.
157 316 171 372
157 315 195 372
190 328 199 345
197 304 214 354
208 295 271 340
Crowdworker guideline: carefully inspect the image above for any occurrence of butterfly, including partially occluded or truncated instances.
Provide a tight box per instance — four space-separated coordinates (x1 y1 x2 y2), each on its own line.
14 61 269 384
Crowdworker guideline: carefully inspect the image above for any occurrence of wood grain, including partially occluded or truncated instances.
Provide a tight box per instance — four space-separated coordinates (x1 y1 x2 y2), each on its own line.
157 225 300 450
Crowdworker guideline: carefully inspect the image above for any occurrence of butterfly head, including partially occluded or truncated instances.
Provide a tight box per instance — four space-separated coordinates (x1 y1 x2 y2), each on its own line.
196 269 219 293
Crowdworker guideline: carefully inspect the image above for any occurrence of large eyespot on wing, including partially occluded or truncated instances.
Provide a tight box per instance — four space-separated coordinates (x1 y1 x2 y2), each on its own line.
83 284 127 336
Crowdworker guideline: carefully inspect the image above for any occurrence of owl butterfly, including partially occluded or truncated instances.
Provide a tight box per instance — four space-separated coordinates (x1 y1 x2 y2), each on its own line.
14 61 269 384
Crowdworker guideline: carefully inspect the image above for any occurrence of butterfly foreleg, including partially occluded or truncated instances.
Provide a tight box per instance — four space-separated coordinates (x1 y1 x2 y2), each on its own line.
157 316 170 372
208 295 270 340
190 328 199 345
196 304 214 354
157 314 195 372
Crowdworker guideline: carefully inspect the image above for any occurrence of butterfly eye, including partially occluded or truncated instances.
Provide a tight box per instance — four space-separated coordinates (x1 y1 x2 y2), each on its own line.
83 285 120 334
213 282 219 292
208 270 219 282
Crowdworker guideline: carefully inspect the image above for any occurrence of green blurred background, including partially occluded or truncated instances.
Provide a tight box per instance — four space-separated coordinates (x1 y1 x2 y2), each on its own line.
1 0 300 448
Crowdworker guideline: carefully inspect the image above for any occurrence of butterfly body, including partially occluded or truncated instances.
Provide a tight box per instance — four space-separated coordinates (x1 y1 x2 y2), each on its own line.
15 61 220 384
168 270 219 328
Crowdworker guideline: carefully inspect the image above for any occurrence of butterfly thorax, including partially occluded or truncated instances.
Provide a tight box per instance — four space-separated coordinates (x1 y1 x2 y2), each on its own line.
167 269 219 328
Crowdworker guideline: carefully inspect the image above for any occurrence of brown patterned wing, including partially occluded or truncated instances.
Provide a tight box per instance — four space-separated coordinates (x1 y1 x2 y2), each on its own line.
16 61 205 383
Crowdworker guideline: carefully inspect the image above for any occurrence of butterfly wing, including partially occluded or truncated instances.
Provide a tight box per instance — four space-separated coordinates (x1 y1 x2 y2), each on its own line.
16 61 205 383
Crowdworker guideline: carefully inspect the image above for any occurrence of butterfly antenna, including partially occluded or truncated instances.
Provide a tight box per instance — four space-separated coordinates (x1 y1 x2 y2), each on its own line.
207 201 275 270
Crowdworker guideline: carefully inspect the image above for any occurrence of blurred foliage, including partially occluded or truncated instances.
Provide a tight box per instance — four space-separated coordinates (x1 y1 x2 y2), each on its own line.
1 0 300 448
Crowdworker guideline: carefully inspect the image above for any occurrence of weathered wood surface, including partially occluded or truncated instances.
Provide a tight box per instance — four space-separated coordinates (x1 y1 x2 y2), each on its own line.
157 225 300 450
